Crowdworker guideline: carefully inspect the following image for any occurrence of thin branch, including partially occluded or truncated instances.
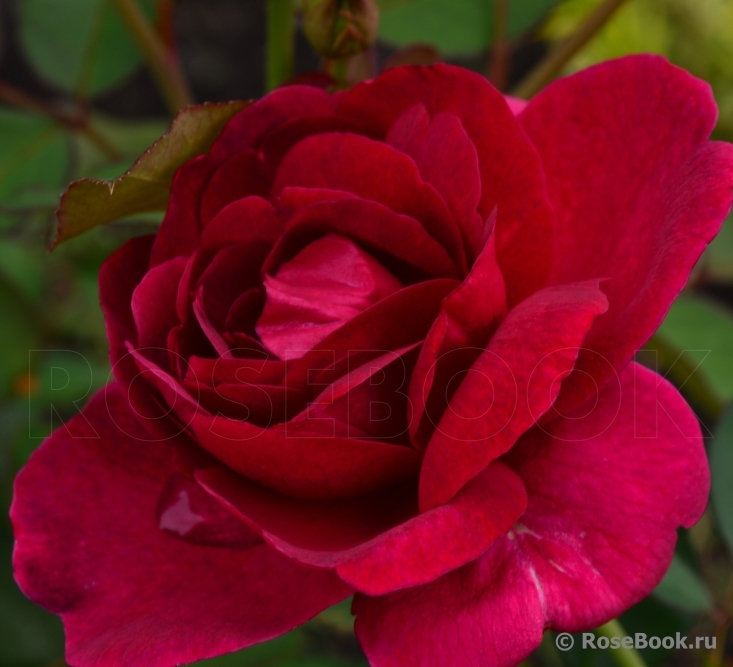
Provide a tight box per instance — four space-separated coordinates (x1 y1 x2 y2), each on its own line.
111 0 193 114
511 0 628 99
595 619 649 667
488 0 511 91
0 81 123 161
266 0 295 91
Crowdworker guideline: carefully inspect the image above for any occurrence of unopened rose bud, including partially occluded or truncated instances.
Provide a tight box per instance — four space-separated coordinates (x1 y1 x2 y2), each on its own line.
302 0 379 60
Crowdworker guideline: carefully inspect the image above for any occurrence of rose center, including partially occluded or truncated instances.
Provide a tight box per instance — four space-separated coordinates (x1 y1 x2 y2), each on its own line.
255 234 402 360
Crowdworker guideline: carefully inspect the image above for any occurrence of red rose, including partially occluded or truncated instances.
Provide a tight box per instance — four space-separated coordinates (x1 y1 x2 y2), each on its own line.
11 56 733 667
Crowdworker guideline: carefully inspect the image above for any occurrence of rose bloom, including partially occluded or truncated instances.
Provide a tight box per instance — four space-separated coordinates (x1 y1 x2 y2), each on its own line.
11 56 733 667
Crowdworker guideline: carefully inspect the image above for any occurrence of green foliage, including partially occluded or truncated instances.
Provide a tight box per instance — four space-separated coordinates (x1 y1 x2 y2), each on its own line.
657 294 733 402
378 0 561 55
652 555 713 613
0 532 65 667
16 0 157 96
711 406 733 554
0 110 69 204
704 213 733 281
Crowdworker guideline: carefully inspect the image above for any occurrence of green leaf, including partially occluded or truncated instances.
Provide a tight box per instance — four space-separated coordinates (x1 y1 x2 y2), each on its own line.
0 532 65 667
0 109 69 203
0 283 41 397
54 100 250 246
16 0 154 96
378 0 561 56
711 405 733 555
652 555 713 613
704 213 733 281
193 630 306 665
657 294 733 402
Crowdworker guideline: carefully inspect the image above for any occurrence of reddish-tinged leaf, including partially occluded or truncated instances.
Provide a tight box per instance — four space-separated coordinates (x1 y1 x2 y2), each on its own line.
53 101 250 247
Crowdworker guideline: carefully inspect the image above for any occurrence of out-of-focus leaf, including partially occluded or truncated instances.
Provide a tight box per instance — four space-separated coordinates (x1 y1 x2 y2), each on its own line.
0 110 69 203
0 242 45 300
193 630 306 665
0 284 41 397
378 0 561 56
16 0 154 96
705 213 733 281
0 532 65 667
657 295 733 402
711 405 733 554
542 0 670 66
652 554 713 612
71 114 170 180
541 0 733 141
312 598 355 635
54 101 250 246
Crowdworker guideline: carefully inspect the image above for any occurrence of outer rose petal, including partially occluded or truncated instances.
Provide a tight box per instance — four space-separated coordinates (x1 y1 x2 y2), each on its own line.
520 55 733 413
11 384 351 667
354 363 709 667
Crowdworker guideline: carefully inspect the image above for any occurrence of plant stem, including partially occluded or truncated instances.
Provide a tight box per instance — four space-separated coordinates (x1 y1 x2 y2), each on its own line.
488 0 510 91
511 0 628 99
266 0 295 91
0 81 123 161
595 619 649 667
111 0 193 114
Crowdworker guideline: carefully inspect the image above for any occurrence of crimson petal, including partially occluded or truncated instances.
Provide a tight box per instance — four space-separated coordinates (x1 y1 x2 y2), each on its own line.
520 54 733 414
198 460 526 595
419 281 608 511
11 385 351 667
337 63 555 304
353 363 709 667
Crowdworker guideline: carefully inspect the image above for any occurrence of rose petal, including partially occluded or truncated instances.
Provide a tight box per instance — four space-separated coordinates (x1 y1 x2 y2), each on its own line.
156 473 263 548
11 384 351 667
200 196 284 251
419 281 608 511
190 410 423 499
209 85 337 163
337 63 555 304
131 256 187 349
389 108 484 260
409 233 507 447
257 235 403 359
285 279 459 391
298 343 421 442
150 155 211 266
199 150 270 224
520 54 733 414
260 115 377 178
268 189 461 280
271 132 467 273
353 362 709 667
353 538 544 667
198 461 526 595
186 355 287 386
101 236 182 438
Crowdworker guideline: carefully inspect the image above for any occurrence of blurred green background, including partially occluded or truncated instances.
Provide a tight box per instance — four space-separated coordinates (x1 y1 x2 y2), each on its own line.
0 0 732 665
